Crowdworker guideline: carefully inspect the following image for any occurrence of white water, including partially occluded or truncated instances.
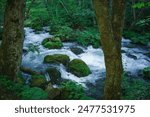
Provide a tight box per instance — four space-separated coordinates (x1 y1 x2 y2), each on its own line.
22 27 150 87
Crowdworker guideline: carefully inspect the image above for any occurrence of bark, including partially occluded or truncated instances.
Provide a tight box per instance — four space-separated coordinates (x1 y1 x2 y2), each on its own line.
0 0 25 81
93 0 125 99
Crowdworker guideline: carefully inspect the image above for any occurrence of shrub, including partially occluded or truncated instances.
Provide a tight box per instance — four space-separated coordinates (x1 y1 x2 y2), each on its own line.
123 30 150 45
76 28 100 48
20 87 48 100
122 75 150 99
60 81 93 100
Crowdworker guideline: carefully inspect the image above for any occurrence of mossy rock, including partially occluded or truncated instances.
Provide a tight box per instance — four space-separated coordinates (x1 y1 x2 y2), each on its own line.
46 68 61 84
45 82 61 99
42 37 63 49
68 59 91 77
44 54 70 66
30 75 47 88
142 67 150 80
20 66 41 75
70 47 84 55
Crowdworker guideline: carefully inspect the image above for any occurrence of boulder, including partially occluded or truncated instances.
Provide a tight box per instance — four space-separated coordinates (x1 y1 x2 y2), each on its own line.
70 47 84 55
30 75 47 88
20 66 41 75
46 68 61 84
42 37 63 49
44 54 70 66
142 67 150 80
68 59 91 77
45 82 61 99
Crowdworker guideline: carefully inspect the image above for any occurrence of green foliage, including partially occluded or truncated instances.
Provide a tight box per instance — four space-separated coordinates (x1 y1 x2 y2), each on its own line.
52 26 75 42
133 2 150 9
0 76 27 99
60 81 93 100
25 0 50 31
123 30 150 45
68 59 91 77
0 76 48 100
20 87 48 100
142 67 150 80
76 28 100 48
122 75 150 100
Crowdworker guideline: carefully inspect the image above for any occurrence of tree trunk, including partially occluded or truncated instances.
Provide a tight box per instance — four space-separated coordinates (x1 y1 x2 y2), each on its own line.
93 0 125 99
0 0 25 81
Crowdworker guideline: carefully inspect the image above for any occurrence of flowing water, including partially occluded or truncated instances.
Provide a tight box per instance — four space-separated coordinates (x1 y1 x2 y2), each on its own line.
22 27 150 98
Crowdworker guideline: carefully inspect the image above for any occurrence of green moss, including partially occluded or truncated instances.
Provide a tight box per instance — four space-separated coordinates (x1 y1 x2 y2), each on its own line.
42 37 63 49
21 87 48 100
30 75 47 88
68 59 91 77
142 67 150 80
44 54 70 66
46 68 61 84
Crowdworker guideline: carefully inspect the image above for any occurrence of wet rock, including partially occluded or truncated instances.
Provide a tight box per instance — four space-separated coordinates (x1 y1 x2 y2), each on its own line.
44 54 70 66
121 49 126 53
46 68 62 84
30 75 47 88
42 37 63 49
68 59 91 77
142 67 150 80
45 84 61 100
145 52 150 58
20 66 41 75
126 53 137 60
70 47 84 55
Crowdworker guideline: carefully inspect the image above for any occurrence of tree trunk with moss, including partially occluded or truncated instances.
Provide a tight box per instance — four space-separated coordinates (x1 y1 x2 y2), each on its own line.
0 0 25 80
93 0 125 99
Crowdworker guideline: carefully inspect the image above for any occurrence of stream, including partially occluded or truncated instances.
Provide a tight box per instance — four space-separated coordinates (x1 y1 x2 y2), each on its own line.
22 27 150 99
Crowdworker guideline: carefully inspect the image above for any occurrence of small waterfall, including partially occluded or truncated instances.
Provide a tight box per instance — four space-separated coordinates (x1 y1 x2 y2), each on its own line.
45 72 51 81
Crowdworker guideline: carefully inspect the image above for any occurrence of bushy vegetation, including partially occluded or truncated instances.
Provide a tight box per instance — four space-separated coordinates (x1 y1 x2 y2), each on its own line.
0 76 48 100
122 75 150 100
60 81 93 100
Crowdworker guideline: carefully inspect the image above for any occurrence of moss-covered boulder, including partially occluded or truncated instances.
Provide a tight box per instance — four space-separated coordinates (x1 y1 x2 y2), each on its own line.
46 68 61 84
44 54 70 66
142 67 150 80
20 66 41 75
30 75 47 88
68 59 91 77
70 47 84 55
42 37 63 49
